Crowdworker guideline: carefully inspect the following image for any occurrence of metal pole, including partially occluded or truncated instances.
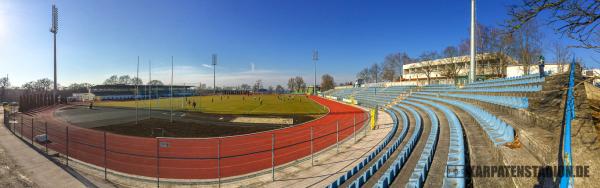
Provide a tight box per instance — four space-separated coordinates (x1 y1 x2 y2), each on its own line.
45 122 48 153
20 116 23 137
469 0 476 83
218 139 221 188
271 133 275 181
336 120 339 153
365 112 368 137
310 127 314 166
156 138 160 188
312 49 318 95
31 119 34 145
170 56 173 123
136 56 139 124
212 54 217 94
353 113 356 143
53 26 57 104
66 126 69 167
104 131 107 180
149 61 152 118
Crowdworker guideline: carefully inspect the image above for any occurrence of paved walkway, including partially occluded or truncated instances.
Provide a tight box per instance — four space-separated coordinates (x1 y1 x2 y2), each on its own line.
0 107 86 188
222 109 393 188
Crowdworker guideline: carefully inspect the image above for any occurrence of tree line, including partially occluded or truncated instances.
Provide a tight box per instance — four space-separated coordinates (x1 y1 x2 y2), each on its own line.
355 20 578 85
354 0 600 85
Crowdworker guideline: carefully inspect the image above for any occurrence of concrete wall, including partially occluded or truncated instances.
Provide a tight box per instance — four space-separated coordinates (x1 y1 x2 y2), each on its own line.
506 64 569 77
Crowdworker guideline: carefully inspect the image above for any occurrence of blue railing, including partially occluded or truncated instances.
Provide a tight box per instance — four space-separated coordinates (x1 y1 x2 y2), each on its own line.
559 60 576 188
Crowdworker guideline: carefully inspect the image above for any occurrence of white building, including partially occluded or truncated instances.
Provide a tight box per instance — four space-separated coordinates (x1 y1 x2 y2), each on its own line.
402 53 516 85
401 53 570 86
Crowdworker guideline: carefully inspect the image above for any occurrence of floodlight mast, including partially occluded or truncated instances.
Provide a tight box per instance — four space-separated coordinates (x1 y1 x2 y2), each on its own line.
50 4 58 104
212 54 217 94
312 49 318 95
469 0 476 83
136 56 139 124
170 56 174 123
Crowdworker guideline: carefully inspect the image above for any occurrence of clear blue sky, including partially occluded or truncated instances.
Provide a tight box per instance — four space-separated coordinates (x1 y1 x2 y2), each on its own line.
1 0 598 87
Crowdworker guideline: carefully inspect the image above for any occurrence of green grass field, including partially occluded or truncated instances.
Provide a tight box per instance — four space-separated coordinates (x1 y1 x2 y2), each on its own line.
95 94 328 115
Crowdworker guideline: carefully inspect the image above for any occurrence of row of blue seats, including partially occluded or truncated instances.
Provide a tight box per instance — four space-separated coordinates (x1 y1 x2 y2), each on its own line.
347 107 410 188
464 77 544 88
407 98 466 188
401 101 440 188
374 105 423 188
468 73 541 86
424 85 542 93
328 110 399 188
415 92 529 109
412 95 514 145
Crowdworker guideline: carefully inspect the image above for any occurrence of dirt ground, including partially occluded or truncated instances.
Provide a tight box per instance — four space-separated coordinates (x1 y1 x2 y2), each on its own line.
55 105 322 138
0 146 37 188
93 118 298 137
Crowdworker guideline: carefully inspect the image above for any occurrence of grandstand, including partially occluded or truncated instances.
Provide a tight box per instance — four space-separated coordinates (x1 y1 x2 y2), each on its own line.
91 84 194 100
322 68 576 187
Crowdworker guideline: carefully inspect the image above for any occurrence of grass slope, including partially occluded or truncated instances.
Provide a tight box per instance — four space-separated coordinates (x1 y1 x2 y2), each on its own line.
95 94 328 115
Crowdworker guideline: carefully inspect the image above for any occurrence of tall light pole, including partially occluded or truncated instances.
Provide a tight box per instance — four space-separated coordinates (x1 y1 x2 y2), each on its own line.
50 4 58 104
136 56 139 124
170 56 174 123
148 60 152 118
312 49 318 95
469 0 477 83
212 54 217 94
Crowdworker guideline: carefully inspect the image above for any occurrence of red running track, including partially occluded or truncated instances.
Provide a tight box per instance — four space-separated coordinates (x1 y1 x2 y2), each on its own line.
12 95 367 179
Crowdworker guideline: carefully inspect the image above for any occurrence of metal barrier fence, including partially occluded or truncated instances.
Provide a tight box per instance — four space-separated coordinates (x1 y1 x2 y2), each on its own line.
18 92 66 112
3 96 369 186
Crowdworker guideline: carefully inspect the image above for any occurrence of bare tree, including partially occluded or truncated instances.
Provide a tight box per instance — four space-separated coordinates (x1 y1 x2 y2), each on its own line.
419 51 439 85
0 76 9 101
356 68 370 82
67 83 93 92
118 75 131 85
382 53 402 81
458 39 470 56
131 77 143 85
294 76 305 92
441 46 461 85
398 53 412 79
321 74 335 91
487 28 514 77
507 0 600 50
104 75 119 85
253 80 263 92
287 78 296 91
275 85 285 93
512 20 543 75
369 63 381 83
240 83 251 91
552 42 572 72
22 82 35 93
148 80 164 86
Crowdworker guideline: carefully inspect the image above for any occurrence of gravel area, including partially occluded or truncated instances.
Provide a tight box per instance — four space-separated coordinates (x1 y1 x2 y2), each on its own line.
0 144 37 188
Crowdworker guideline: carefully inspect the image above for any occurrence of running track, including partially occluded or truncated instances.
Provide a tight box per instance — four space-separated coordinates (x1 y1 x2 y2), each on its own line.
14 96 367 179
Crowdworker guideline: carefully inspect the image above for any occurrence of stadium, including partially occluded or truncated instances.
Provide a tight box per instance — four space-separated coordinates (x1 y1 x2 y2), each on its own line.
1 1 600 188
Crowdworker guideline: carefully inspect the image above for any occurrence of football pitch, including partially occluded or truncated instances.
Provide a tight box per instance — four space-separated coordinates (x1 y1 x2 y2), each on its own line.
95 94 328 115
